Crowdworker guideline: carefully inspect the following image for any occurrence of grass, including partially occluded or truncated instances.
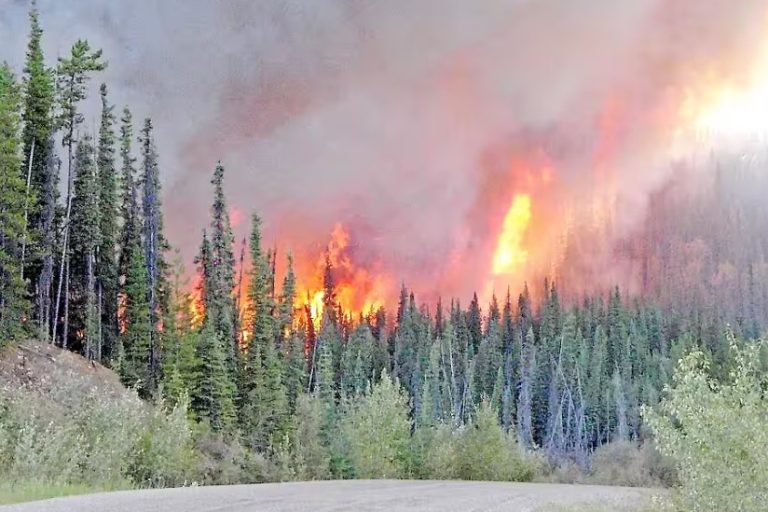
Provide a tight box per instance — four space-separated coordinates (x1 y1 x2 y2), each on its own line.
0 482 129 505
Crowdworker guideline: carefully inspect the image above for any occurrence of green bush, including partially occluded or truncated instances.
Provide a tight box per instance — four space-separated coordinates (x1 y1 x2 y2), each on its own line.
588 441 677 488
0 384 195 489
644 339 768 511
340 371 412 479
422 402 535 482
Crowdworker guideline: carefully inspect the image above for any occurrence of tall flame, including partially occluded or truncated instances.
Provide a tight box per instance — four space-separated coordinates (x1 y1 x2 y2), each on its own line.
492 193 532 276
295 223 389 327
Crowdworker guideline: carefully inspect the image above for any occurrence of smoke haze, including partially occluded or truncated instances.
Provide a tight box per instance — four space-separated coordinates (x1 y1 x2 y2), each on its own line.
3 0 767 303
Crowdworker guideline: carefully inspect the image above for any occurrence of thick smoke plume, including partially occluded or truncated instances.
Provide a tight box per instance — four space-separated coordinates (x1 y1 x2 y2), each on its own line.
3 0 768 306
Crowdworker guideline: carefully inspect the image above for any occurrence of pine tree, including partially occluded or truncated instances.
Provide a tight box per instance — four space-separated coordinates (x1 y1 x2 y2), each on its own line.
69 135 100 359
277 252 296 341
193 324 236 432
118 107 139 281
139 118 168 391
96 84 119 362
53 39 106 347
119 241 152 395
20 3 56 340
206 163 236 363
0 64 28 342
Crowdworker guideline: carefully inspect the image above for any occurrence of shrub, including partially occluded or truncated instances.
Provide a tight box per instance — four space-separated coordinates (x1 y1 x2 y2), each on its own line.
588 440 677 488
643 339 768 511
422 402 535 482
340 371 412 479
0 383 195 490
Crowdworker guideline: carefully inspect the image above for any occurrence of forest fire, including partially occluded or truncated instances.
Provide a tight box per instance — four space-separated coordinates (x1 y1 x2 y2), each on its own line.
294 223 389 327
492 193 532 276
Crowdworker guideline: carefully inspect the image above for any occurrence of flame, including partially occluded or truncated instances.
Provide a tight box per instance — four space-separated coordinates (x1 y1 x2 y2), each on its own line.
492 193 532 276
295 223 388 328
678 23 768 140
188 274 205 330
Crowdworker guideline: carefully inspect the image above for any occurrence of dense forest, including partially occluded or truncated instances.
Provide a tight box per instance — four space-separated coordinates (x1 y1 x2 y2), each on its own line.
2 4 768 493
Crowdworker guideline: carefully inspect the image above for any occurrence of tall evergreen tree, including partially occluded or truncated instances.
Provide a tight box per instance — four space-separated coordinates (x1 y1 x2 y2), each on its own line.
139 118 168 391
206 162 236 362
0 64 28 342
69 135 100 359
20 3 57 340
119 240 152 396
52 39 106 347
117 107 139 280
96 84 119 362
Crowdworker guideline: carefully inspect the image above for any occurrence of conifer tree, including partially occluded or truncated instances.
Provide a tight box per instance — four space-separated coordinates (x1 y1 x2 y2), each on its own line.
139 118 168 389
0 64 28 342
206 163 236 362
69 135 100 359
53 39 106 347
277 253 296 341
193 324 236 432
96 84 119 361
119 240 152 395
118 107 139 280
20 3 57 340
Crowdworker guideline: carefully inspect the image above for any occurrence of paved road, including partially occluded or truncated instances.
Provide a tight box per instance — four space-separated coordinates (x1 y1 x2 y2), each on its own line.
0 480 653 512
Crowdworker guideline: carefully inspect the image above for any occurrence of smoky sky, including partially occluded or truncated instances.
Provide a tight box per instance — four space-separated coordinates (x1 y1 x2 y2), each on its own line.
2 0 767 299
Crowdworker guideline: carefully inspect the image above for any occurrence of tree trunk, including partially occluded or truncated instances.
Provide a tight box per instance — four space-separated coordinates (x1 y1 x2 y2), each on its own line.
20 140 35 280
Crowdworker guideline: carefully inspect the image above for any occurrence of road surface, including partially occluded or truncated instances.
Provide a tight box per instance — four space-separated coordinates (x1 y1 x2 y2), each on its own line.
0 480 654 512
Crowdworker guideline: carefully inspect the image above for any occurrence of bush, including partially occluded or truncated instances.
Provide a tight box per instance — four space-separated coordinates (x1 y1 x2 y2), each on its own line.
643 339 768 511
422 402 535 482
0 383 196 490
588 441 677 488
340 371 412 479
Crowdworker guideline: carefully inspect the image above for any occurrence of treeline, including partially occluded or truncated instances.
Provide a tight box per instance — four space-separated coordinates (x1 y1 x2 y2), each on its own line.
1 3 766 477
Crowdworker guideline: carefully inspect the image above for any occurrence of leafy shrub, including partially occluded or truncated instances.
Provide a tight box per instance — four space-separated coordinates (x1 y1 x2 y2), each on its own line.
644 339 768 511
588 441 677 488
422 402 535 482
340 371 412 479
0 384 195 489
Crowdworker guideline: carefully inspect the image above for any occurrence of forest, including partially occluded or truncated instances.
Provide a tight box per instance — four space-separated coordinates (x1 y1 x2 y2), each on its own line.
1 4 768 511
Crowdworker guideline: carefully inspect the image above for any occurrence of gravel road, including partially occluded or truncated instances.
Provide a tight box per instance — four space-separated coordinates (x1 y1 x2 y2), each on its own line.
0 480 654 512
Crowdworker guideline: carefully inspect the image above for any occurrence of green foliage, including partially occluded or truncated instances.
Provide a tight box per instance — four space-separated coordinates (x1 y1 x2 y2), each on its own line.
119 241 152 395
340 371 412 479
286 393 331 480
643 337 768 512
192 325 236 433
423 402 535 481
96 83 119 362
0 383 195 490
644 338 768 511
55 40 106 151
0 63 28 343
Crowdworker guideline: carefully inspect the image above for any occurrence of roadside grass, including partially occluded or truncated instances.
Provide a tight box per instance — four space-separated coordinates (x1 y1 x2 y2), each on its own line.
0 482 129 505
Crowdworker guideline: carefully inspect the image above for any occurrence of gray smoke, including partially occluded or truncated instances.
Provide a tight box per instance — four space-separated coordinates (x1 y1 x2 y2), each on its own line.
2 0 767 301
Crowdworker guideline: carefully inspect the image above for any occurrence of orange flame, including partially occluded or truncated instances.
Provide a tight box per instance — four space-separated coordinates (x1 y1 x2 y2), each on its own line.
492 193 532 276
295 223 388 328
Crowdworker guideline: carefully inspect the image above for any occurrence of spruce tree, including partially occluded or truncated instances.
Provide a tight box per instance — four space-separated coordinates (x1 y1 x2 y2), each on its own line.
193 324 236 432
117 107 139 280
119 240 152 395
0 64 28 342
139 118 168 390
53 39 106 347
206 163 236 362
96 84 119 361
69 135 100 359
20 3 56 340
